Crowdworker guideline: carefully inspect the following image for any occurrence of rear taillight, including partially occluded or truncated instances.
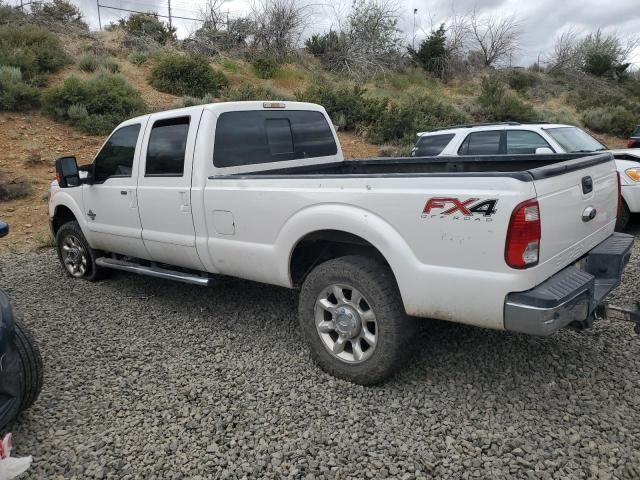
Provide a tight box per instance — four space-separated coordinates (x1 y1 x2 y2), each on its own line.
617 172 622 217
627 139 637 148
505 199 541 269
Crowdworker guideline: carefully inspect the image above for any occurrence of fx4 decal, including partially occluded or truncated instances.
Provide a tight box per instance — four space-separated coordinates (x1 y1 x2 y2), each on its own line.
422 197 498 221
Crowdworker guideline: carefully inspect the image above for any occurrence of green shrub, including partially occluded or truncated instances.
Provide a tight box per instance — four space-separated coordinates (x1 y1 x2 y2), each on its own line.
0 24 68 84
476 76 538 122
128 50 149 65
250 55 279 79
0 4 29 25
0 65 40 111
173 93 217 108
118 13 175 45
30 0 88 30
79 53 119 73
220 84 284 101
44 73 145 135
582 106 636 136
505 70 539 92
295 84 387 130
149 54 228 97
304 31 348 71
367 98 468 145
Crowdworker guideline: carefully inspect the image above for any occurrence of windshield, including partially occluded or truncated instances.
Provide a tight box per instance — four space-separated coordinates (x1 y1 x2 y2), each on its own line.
545 126 607 153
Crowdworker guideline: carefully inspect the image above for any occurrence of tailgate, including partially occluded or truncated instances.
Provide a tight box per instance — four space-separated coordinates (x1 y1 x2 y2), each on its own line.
531 153 618 280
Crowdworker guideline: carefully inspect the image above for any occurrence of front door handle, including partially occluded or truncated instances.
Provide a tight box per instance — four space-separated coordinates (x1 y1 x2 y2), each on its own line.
120 191 127 195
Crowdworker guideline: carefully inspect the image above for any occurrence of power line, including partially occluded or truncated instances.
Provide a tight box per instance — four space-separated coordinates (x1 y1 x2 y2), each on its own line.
97 3 204 23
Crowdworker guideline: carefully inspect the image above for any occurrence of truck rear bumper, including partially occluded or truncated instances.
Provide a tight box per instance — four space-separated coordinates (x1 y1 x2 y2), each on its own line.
504 233 634 336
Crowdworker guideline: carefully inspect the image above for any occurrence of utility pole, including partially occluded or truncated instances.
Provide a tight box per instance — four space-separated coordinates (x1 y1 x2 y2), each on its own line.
96 0 102 30
168 0 172 29
20 0 23 13
412 8 418 50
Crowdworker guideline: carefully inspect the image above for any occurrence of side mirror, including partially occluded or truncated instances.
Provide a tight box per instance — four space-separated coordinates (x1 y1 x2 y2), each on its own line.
0 220 8 238
535 147 554 155
55 156 80 188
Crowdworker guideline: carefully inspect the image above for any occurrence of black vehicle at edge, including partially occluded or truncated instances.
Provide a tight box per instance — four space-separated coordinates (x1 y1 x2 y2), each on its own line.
0 220 43 431
628 124 640 149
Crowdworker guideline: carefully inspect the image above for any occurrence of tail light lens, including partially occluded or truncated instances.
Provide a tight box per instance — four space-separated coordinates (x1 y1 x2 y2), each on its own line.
505 199 541 269
617 172 622 216
627 139 637 148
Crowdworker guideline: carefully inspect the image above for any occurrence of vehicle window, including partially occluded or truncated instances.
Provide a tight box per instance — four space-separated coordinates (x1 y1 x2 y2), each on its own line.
145 117 190 176
415 134 455 156
506 130 553 154
545 126 607 153
633 125 640 137
214 110 338 167
93 124 141 182
459 131 502 155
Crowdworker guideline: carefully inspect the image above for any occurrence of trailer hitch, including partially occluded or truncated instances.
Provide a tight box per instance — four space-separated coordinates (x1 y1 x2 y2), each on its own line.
594 302 640 334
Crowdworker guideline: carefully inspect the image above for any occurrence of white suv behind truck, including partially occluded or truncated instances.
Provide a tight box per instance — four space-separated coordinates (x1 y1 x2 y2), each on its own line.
411 122 640 229
49 103 634 384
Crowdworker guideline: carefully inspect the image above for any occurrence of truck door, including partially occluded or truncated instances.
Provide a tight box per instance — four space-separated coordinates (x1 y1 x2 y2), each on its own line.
82 120 150 259
136 111 205 271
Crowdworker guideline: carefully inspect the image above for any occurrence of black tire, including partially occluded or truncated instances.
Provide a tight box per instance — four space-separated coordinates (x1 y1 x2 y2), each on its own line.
298 255 415 385
14 320 43 410
615 200 631 232
55 221 108 281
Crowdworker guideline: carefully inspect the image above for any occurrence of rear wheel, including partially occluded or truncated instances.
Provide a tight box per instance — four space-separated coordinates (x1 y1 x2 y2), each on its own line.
615 200 631 232
55 221 107 281
298 255 415 385
14 320 43 411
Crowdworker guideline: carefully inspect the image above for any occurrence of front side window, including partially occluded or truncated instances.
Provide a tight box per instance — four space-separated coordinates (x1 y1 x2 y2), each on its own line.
506 130 553 154
214 110 338 168
633 125 640 137
145 117 190 176
414 134 455 156
545 127 607 153
458 131 502 155
93 124 141 182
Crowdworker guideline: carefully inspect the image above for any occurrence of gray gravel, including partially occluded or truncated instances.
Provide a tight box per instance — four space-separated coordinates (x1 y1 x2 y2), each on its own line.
2 223 640 480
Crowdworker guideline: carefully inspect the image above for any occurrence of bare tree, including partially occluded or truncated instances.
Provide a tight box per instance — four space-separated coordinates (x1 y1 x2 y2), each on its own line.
250 0 311 58
468 11 521 67
200 0 228 31
546 27 580 71
444 11 469 57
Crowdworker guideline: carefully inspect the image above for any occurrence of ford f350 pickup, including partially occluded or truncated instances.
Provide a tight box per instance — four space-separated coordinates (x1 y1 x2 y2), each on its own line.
49 101 634 384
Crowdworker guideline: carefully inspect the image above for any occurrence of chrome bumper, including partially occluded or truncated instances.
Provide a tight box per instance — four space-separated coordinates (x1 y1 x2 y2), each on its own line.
504 233 634 336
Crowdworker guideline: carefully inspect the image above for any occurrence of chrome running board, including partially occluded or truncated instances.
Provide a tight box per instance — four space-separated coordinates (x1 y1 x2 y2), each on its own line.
95 257 211 286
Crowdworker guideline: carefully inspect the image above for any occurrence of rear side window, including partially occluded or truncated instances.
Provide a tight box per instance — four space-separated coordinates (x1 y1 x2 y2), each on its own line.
214 110 338 167
633 125 640 137
458 131 502 155
414 134 454 156
94 124 141 182
145 117 190 176
506 130 552 154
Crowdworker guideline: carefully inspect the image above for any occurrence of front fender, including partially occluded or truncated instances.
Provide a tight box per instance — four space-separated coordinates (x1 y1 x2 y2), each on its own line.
50 190 87 233
276 204 420 309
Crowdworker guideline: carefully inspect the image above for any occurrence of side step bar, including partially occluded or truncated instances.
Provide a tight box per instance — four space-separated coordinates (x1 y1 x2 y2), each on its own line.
95 257 211 286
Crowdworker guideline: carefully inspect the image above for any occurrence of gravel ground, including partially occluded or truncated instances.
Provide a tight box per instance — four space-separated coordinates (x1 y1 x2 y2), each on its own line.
1 224 640 480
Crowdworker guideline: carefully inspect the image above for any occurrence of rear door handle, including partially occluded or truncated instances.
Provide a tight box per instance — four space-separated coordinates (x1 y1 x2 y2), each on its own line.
179 191 190 213
120 191 127 195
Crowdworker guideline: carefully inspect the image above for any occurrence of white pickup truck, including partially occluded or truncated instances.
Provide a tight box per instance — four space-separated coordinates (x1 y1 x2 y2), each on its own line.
49 101 634 384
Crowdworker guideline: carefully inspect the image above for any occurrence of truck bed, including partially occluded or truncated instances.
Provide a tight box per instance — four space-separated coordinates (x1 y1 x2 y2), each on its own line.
215 153 611 181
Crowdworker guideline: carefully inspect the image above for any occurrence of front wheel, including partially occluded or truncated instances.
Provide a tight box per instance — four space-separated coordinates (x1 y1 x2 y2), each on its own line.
615 200 631 232
298 255 415 385
55 221 107 281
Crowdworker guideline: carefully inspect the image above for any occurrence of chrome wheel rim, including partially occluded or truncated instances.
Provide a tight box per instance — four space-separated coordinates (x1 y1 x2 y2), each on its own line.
61 234 88 277
314 284 377 364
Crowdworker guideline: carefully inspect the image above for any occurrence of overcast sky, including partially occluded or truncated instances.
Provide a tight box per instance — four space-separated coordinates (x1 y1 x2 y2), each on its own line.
21 0 640 67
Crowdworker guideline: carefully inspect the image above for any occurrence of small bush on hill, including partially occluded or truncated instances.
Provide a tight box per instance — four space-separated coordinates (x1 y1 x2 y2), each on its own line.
476 76 538 122
0 173 31 201
118 13 175 46
408 24 448 79
0 3 29 25
367 98 469 144
0 24 68 84
505 70 539 92
0 66 40 111
295 84 387 131
44 73 145 135
128 50 149 65
79 52 119 73
582 106 636 137
149 54 228 97
304 31 348 71
250 55 279 79
173 94 217 108
221 84 284 101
